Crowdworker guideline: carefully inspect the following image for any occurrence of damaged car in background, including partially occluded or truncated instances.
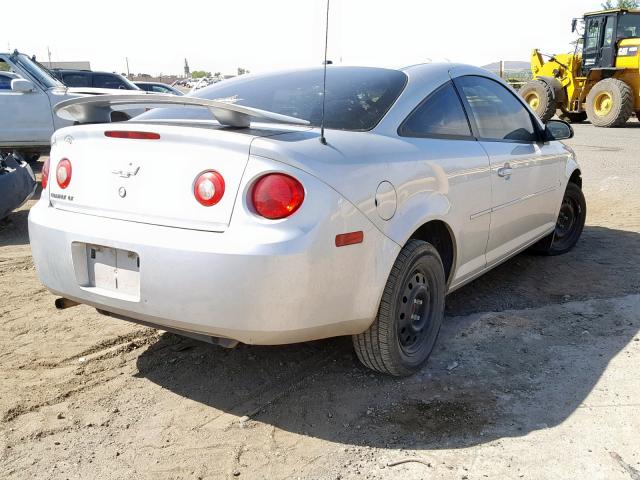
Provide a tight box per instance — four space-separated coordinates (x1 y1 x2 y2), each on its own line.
0 152 36 220
29 64 586 376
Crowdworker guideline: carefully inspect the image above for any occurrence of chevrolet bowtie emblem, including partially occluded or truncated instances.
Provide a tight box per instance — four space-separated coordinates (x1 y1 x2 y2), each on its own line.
112 165 140 178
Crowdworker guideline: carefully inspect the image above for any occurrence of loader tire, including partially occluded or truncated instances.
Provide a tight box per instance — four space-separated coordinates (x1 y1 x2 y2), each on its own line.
557 110 587 124
519 80 556 123
586 78 634 127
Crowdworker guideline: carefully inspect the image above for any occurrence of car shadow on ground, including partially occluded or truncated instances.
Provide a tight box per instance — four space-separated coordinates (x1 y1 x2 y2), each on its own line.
0 210 31 248
138 226 637 448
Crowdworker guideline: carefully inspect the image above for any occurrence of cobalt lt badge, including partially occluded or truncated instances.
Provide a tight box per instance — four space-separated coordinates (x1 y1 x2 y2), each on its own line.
118 187 127 198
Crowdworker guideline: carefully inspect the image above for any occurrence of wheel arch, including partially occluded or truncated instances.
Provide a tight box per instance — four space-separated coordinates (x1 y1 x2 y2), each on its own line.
406 219 456 285
569 168 582 188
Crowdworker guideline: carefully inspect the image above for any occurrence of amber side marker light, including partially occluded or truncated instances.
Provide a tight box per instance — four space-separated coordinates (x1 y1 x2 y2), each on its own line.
335 231 364 247
104 131 160 140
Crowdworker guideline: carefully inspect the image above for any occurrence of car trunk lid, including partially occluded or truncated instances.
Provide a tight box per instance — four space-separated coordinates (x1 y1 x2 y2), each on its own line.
48 123 259 232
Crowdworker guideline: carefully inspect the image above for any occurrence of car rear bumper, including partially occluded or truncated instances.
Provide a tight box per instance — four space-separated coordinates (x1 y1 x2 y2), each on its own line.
28 200 399 344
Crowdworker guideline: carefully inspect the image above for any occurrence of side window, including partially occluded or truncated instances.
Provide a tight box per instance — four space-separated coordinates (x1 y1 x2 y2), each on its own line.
604 16 615 46
93 74 126 89
399 82 471 138
0 74 12 90
0 60 13 90
150 85 170 93
62 73 91 88
455 76 538 142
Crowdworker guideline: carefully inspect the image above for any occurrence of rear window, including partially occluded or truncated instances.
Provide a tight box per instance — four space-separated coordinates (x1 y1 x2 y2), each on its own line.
136 66 407 131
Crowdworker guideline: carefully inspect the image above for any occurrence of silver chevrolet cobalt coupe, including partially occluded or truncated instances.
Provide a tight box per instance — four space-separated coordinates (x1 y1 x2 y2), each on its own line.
29 64 585 376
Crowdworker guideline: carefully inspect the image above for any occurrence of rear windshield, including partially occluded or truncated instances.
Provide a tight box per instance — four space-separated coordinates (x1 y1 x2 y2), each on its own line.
135 66 407 131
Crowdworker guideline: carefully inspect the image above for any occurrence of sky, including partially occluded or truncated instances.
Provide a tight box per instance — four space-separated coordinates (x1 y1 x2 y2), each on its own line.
4 0 607 76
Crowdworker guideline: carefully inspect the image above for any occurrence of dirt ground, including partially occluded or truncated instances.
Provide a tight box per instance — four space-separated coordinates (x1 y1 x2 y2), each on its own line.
1 121 639 479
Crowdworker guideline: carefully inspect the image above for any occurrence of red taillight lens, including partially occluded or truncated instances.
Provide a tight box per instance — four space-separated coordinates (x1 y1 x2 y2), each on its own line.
56 158 72 189
251 173 305 219
41 157 50 189
104 131 160 140
193 170 225 206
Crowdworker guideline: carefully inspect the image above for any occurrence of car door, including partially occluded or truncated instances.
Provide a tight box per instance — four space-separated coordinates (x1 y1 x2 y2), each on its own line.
583 16 605 74
398 81 492 285
0 56 54 145
453 75 562 265
599 15 617 68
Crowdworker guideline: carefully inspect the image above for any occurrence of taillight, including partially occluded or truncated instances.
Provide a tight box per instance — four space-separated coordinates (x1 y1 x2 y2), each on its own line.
41 157 50 189
193 170 225 206
104 131 160 140
251 173 305 219
56 158 72 189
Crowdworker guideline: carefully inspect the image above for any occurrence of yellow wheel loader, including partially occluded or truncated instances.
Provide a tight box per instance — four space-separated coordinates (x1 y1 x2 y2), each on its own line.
520 8 640 127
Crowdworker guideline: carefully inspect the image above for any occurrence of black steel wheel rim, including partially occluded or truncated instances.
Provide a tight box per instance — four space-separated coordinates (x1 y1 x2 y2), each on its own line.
397 268 432 356
555 197 578 241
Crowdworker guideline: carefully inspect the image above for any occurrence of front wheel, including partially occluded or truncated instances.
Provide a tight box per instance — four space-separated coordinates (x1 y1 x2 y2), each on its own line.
530 182 586 255
352 240 445 376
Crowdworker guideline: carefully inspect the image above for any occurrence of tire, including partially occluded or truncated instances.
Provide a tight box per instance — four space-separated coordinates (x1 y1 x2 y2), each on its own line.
557 110 587 124
352 240 445 376
530 182 586 256
585 78 634 128
519 80 556 122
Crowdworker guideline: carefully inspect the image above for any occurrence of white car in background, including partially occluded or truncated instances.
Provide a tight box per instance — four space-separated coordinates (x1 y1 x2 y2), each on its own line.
0 51 144 158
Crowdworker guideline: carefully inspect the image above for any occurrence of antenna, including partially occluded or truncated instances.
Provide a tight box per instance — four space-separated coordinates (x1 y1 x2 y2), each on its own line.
319 0 330 145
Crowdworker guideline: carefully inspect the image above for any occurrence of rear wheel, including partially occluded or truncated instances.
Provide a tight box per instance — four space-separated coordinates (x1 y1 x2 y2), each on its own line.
519 80 556 123
585 78 634 127
557 110 587 124
352 240 445 376
530 182 586 256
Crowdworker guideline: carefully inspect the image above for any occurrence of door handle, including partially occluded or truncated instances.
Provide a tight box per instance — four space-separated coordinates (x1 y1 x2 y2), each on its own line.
497 163 513 178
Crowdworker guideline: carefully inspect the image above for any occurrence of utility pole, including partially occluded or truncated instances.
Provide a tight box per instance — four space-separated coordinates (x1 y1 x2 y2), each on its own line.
47 46 52 68
499 60 505 79
125 57 131 79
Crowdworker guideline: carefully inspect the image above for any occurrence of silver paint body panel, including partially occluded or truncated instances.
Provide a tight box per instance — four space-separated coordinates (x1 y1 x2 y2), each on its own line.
29 63 578 344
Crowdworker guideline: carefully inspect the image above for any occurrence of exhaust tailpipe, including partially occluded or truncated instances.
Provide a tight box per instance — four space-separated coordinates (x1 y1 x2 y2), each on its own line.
55 298 79 310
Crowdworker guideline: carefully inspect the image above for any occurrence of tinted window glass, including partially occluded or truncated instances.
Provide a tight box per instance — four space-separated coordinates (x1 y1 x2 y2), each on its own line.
150 85 172 93
456 76 537 142
136 67 407 131
93 74 127 89
618 12 640 38
62 73 91 87
400 82 471 137
604 16 615 46
0 73 13 90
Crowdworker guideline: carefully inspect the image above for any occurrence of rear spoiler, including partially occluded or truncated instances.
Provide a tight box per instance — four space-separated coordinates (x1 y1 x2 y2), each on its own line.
53 94 310 128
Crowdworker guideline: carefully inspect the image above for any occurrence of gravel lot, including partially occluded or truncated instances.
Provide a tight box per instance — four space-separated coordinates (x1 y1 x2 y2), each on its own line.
1 120 639 479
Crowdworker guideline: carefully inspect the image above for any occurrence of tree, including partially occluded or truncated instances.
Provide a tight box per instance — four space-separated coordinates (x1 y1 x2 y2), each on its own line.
602 0 639 8
191 70 211 79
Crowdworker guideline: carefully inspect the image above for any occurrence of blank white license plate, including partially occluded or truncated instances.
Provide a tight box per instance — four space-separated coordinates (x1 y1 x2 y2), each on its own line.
85 245 140 298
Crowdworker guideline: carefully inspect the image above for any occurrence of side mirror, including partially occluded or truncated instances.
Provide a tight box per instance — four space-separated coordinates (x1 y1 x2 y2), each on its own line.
545 119 574 141
11 78 35 93
571 18 578 33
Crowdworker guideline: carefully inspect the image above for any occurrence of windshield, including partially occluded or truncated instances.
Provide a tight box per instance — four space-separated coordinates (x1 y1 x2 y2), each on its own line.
11 53 64 89
618 12 640 38
136 66 407 131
